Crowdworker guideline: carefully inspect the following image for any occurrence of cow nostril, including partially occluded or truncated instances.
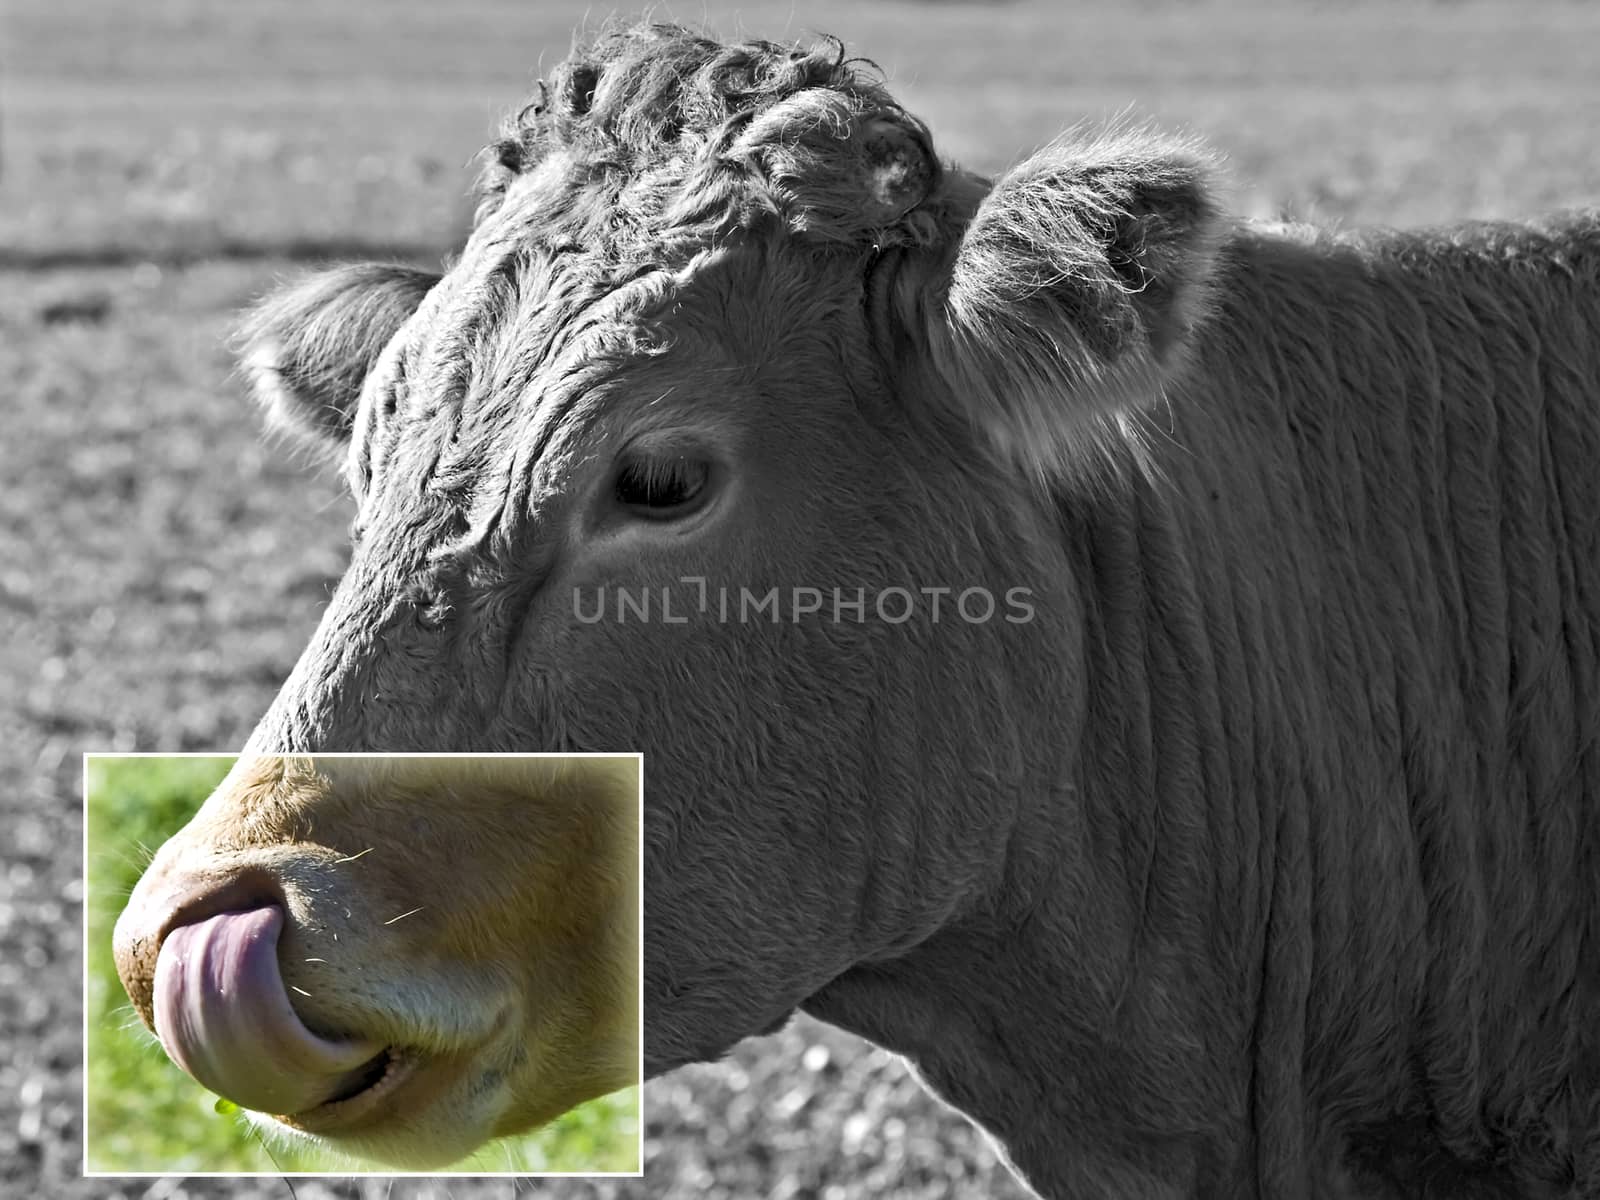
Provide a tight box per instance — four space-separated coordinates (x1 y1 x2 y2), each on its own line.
115 868 288 1033
162 875 286 943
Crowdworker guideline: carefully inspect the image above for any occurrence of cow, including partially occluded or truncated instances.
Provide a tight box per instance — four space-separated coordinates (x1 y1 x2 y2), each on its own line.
113 754 640 1169
112 20 1599 1198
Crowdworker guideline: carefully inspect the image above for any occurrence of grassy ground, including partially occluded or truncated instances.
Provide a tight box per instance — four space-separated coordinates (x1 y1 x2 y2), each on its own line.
82 756 640 1175
5 1 1598 1197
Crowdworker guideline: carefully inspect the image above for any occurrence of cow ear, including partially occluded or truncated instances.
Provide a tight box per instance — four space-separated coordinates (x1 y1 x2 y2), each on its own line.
928 130 1224 481
239 264 440 457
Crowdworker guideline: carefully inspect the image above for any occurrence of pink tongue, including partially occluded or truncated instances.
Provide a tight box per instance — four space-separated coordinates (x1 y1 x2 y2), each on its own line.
153 906 383 1114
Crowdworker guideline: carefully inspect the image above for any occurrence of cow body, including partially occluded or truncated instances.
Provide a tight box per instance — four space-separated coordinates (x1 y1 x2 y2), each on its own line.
114 21 1598 1196
808 220 1600 1197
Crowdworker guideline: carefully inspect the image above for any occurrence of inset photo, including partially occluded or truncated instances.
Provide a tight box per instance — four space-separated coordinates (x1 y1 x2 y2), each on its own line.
84 753 642 1176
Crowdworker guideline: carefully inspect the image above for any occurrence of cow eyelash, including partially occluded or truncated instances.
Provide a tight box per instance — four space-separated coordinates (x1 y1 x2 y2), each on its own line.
613 455 711 519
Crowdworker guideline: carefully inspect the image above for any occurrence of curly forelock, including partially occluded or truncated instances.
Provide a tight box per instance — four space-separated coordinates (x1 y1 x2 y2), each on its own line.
473 22 945 255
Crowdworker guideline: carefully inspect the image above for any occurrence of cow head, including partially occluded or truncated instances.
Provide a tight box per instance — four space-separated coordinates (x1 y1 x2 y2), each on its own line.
116 21 1224 1166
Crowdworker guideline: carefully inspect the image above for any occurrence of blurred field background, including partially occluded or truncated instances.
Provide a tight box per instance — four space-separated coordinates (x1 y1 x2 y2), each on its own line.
3 0 1596 1197
82 756 640 1176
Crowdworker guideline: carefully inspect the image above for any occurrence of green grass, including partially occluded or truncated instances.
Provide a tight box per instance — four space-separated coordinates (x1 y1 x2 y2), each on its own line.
83 756 640 1175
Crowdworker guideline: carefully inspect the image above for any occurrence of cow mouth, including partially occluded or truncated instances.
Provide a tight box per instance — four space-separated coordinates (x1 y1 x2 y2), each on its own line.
321 1047 395 1104
153 905 408 1122
279 1046 423 1132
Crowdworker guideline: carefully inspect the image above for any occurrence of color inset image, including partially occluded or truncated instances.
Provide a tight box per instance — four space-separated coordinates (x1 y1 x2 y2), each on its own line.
85 753 641 1175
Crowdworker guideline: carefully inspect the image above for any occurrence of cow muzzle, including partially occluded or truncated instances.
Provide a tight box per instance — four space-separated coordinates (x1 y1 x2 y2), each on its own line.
112 866 398 1119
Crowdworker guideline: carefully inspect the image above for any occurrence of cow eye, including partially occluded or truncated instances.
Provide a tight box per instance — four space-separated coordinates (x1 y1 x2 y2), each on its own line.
613 455 711 520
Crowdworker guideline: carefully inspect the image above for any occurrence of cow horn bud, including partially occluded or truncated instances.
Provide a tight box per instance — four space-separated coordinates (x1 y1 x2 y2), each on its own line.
728 95 940 243
858 116 937 223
